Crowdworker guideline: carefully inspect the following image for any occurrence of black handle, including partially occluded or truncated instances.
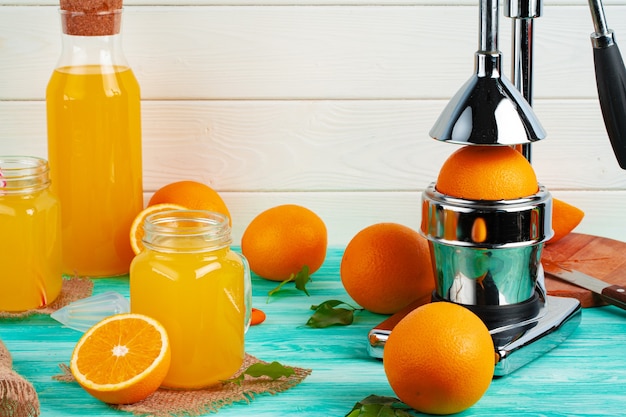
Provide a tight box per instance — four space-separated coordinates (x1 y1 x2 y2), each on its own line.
593 39 626 169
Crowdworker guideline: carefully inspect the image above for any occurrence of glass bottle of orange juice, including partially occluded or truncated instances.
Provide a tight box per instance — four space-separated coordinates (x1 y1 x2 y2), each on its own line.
46 1 142 277
0 157 63 312
130 210 251 389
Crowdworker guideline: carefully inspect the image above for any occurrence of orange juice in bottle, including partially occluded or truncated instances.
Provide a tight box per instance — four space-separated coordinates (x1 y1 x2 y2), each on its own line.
0 157 62 311
130 210 250 389
46 3 142 277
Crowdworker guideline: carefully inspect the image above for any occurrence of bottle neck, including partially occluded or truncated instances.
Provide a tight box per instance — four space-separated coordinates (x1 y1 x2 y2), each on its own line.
0 157 51 195
56 9 128 69
143 210 233 254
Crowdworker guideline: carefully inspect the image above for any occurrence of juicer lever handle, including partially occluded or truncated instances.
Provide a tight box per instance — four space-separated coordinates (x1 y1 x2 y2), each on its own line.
589 0 626 169
592 35 626 169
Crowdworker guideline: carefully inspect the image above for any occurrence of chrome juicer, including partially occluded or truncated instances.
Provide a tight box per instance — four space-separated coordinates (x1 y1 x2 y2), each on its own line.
425 0 582 377
370 0 626 375
420 185 581 377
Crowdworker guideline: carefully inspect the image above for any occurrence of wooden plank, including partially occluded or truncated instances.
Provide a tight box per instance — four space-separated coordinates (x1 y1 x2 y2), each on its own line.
219 189 626 245
6 0 626 6
543 233 626 307
2 250 626 416
2 5 625 100
1 99 623 243
0 99 623 192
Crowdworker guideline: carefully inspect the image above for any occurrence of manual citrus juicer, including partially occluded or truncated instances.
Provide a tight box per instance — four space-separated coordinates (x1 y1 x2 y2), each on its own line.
369 0 626 376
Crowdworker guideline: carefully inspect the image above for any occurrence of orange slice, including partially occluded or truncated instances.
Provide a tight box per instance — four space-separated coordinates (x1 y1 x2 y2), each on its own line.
129 203 186 255
70 313 171 405
548 198 585 244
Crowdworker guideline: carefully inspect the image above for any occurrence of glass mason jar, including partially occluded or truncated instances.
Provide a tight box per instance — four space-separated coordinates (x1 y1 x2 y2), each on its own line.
130 210 251 389
0 157 63 312
46 7 143 277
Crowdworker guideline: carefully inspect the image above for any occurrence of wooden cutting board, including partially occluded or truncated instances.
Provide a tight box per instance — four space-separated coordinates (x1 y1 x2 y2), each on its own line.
542 232 626 307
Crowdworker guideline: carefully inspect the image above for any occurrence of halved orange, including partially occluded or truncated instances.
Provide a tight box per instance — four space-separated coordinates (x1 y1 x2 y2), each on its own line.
129 203 186 255
436 145 539 200
70 313 171 405
548 198 585 244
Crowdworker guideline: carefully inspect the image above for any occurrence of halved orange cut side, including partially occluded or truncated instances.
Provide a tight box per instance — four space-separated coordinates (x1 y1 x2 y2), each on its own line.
548 198 585 244
129 203 186 255
70 313 171 405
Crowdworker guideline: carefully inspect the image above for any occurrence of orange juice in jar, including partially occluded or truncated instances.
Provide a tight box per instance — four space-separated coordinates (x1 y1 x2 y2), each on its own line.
0 157 62 311
130 210 250 389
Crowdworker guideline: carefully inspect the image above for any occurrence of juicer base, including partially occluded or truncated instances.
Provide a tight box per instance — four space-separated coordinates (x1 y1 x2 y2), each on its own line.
492 294 581 376
367 293 582 377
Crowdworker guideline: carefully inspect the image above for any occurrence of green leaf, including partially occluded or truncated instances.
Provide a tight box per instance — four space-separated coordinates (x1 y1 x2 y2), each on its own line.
345 395 418 417
223 361 296 386
306 299 362 328
293 265 311 295
357 395 401 407
267 265 312 302
267 276 294 300
310 299 358 311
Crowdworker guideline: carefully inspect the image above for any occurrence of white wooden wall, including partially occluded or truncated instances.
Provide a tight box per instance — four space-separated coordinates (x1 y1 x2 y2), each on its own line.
2 0 626 245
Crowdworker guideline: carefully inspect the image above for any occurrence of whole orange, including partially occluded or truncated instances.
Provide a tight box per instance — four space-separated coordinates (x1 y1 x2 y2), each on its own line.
148 181 231 224
436 145 538 200
384 302 495 415
340 223 435 315
241 204 327 281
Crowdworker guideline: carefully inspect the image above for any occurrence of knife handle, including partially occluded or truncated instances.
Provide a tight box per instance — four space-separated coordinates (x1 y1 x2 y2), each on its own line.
601 285 626 310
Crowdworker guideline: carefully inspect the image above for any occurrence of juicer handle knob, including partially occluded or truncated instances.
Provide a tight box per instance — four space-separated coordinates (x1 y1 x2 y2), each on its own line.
592 32 626 169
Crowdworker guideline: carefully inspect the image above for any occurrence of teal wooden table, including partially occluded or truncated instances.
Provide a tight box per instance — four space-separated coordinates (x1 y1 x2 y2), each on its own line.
1 248 626 416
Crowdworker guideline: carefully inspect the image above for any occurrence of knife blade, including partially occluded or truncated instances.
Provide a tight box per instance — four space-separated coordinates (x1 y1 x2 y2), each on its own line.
543 260 626 311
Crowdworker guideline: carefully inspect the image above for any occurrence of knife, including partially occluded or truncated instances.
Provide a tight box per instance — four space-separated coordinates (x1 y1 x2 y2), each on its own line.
543 260 626 311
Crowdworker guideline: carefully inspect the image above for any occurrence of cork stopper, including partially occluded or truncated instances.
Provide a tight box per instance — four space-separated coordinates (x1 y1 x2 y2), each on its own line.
60 0 124 36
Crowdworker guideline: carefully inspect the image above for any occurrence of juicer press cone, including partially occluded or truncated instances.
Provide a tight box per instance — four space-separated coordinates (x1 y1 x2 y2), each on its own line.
429 0 546 146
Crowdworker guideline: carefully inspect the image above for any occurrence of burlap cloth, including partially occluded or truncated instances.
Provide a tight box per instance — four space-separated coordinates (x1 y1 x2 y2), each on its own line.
0 276 94 319
0 340 40 417
55 353 312 416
